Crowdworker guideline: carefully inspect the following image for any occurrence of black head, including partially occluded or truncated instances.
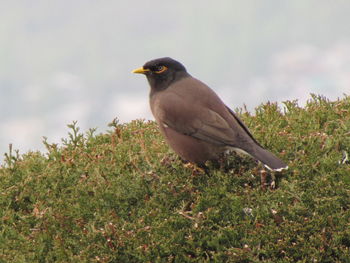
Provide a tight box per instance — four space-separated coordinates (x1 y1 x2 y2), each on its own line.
132 57 189 92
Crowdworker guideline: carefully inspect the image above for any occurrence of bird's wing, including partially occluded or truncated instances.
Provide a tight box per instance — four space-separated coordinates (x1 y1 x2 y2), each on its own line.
153 92 238 146
225 106 262 147
187 108 237 145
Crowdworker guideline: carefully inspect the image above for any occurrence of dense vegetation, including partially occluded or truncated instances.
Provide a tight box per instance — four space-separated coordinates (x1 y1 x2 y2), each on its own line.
1 95 349 262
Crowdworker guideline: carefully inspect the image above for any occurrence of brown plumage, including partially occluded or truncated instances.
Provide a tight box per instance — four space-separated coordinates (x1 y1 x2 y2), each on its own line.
132 57 287 171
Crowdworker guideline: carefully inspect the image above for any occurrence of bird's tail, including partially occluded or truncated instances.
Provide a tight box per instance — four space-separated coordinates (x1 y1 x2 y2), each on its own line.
251 146 288 171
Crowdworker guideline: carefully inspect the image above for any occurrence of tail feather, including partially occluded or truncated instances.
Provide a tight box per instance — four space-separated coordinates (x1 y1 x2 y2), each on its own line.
252 146 288 171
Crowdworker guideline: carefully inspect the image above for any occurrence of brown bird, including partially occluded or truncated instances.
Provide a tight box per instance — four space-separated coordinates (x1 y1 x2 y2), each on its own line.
132 57 287 171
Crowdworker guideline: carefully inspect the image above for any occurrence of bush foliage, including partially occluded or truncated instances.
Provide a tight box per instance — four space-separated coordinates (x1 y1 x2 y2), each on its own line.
1 95 349 262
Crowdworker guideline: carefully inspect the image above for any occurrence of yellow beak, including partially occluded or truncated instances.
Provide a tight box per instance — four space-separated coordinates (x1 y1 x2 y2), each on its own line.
132 67 150 74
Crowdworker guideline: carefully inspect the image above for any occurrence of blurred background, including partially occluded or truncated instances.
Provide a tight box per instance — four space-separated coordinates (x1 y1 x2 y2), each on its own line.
1 1 350 159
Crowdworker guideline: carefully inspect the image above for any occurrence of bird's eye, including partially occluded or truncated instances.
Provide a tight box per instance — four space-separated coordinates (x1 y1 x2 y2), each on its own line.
154 65 168 74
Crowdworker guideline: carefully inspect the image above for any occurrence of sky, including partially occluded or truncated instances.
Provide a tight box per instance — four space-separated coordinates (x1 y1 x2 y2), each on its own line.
1 1 350 161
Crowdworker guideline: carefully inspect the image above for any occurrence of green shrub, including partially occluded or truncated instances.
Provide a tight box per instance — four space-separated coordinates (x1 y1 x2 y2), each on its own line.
0 95 349 262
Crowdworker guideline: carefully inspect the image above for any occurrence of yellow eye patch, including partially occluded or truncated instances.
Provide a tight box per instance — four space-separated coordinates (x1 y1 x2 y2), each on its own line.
154 65 168 74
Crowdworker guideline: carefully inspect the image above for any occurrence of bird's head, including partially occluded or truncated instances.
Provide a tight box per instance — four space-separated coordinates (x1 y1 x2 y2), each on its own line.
132 57 189 92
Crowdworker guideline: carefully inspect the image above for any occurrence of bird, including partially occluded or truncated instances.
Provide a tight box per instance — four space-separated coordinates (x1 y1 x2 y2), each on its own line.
132 57 287 171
